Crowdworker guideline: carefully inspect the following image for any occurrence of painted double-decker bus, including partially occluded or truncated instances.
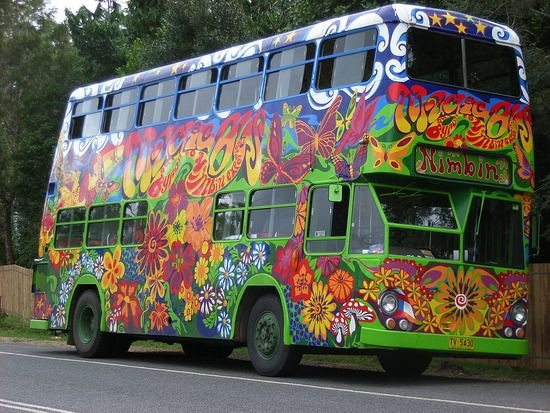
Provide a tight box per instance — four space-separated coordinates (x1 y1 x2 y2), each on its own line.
31 4 535 376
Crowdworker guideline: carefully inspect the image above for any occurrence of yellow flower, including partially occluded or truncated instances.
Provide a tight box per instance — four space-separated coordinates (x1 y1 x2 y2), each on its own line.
373 266 394 288
210 243 224 264
394 269 410 290
101 246 125 293
359 279 380 302
302 281 336 340
145 270 165 304
194 257 209 286
166 210 187 246
422 313 439 333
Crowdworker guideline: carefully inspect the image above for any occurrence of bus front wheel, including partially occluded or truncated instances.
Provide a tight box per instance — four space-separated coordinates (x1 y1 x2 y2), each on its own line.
247 294 302 376
72 290 112 358
377 351 432 376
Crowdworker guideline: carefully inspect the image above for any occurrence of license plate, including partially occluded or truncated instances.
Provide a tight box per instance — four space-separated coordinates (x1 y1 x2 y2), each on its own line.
448 337 475 350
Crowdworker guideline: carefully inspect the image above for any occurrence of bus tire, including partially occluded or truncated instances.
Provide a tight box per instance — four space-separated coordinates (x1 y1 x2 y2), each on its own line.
247 294 302 377
181 342 233 359
377 351 432 376
72 290 112 358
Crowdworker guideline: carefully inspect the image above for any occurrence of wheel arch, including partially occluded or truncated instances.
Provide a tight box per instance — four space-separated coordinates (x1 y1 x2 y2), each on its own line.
231 273 291 345
66 275 107 335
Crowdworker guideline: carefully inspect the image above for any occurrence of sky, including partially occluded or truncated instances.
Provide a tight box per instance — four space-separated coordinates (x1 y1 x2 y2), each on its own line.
46 0 128 23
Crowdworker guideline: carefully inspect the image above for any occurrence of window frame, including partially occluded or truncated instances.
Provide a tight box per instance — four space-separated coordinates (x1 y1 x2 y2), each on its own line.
263 42 316 103
102 87 139 133
304 183 352 256
85 202 122 248
406 27 521 98
212 191 246 242
373 183 462 263
314 27 378 92
216 55 265 112
348 184 385 256
246 185 297 240
175 68 219 120
53 207 87 249
136 78 177 128
69 96 104 140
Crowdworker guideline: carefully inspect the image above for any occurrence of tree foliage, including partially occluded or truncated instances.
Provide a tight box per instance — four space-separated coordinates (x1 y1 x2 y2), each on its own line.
1 0 549 265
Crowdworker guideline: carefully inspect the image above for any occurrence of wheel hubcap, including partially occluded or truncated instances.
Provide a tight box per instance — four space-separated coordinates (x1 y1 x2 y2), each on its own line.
254 311 279 359
77 305 95 344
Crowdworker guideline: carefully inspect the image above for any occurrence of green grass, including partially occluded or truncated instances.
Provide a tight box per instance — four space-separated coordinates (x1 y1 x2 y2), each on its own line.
2 313 549 382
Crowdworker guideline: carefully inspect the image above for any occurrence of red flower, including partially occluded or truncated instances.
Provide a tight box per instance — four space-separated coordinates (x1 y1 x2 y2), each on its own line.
149 301 169 332
273 237 301 284
165 181 188 221
163 241 196 294
291 259 314 301
112 281 142 331
137 211 169 276
316 256 341 278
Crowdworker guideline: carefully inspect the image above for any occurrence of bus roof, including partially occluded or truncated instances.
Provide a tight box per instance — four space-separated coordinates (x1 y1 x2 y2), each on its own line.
69 3 521 101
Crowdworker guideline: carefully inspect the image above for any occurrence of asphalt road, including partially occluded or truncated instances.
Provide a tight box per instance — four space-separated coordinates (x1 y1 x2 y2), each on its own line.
1 341 549 413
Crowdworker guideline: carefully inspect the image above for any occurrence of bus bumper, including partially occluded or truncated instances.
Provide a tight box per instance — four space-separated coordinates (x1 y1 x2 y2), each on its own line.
30 319 49 330
359 326 528 357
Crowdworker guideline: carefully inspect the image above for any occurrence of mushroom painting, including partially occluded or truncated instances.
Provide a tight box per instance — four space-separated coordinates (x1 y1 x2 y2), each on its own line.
341 299 376 334
330 313 350 346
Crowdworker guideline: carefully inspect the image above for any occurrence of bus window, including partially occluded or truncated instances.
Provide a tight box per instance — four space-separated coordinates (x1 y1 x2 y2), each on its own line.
317 29 376 90
306 185 350 253
247 187 295 239
138 79 176 126
213 192 245 241
103 88 138 132
121 201 148 245
407 27 520 97
464 197 523 268
87 204 120 247
70 97 103 139
264 43 315 101
176 69 217 119
54 207 86 248
350 186 384 254
218 57 264 111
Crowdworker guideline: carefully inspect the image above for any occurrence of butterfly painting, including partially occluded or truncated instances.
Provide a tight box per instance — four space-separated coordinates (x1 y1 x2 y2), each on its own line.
514 144 534 188
331 142 368 180
260 113 310 185
295 95 342 160
96 157 120 201
281 103 302 129
370 135 413 172
334 92 379 155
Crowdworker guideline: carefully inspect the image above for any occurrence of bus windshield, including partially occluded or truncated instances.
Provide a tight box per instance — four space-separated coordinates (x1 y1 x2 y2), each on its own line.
375 187 459 260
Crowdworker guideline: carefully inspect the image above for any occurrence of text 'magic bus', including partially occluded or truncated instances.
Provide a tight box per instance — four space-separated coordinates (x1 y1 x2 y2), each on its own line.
31 3 535 376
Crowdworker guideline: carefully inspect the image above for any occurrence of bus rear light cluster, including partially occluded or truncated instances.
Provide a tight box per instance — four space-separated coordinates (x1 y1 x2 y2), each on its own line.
510 303 527 326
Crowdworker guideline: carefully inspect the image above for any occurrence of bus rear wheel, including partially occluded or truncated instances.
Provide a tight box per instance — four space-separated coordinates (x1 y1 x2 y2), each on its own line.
377 351 432 376
72 290 112 358
247 294 302 377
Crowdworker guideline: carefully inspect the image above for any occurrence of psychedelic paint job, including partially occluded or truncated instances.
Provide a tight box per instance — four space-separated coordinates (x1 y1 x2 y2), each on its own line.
32 4 531 355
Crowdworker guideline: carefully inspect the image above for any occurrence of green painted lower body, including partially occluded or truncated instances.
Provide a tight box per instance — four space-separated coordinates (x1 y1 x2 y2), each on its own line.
30 319 49 330
359 326 528 357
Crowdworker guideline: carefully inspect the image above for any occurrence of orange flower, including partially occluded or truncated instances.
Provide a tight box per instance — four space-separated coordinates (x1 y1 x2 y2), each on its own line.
210 243 224 263
102 246 125 293
291 259 314 301
185 198 213 250
149 301 169 332
328 269 354 302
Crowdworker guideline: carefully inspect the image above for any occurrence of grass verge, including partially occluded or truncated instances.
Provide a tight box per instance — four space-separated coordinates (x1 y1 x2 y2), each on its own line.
2 313 549 382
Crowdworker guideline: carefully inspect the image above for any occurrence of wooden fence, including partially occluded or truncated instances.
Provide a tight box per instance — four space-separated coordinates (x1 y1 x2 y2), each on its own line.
0 265 32 318
0 263 548 369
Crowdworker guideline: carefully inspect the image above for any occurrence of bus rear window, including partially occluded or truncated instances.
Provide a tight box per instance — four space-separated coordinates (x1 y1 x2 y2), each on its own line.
407 28 520 97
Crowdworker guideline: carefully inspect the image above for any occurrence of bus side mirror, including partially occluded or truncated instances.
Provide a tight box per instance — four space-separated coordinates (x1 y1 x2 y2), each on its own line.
529 210 541 257
329 184 343 202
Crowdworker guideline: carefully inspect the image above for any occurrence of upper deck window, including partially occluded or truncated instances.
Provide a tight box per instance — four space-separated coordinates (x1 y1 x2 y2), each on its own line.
103 88 138 132
70 97 103 139
138 79 176 126
317 29 376 90
264 43 315 101
407 28 520 97
176 69 217 119
218 57 264 111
